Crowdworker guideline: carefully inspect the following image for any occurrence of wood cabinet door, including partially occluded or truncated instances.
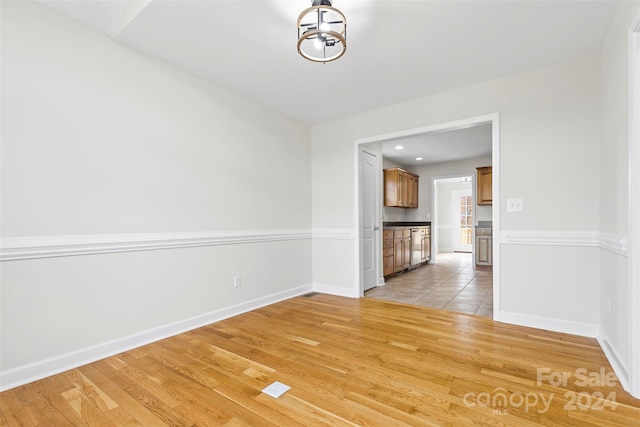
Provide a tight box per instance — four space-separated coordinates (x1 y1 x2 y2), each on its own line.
384 168 405 207
405 174 418 208
477 166 492 206
421 232 431 262
383 254 394 276
476 235 492 265
397 170 406 207
393 238 404 272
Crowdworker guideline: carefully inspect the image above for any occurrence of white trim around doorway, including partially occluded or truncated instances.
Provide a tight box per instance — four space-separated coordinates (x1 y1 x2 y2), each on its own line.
627 20 640 399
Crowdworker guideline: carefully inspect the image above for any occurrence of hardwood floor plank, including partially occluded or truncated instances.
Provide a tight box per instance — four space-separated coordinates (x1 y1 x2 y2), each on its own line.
85 361 191 426
0 389 36 427
2 294 639 426
81 362 172 426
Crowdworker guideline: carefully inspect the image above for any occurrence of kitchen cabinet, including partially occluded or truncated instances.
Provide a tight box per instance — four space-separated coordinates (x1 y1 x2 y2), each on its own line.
405 173 419 208
383 230 394 276
475 227 492 267
383 226 431 277
476 166 492 206
393 228 411 272
421 227 431 263
384 168 419 208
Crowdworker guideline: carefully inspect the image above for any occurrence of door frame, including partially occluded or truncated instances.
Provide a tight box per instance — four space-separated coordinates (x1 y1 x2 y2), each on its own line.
354 113 500 317
628 19 640 398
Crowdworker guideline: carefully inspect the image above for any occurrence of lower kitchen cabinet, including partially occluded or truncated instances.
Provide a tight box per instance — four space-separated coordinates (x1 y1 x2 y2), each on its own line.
383 230 394 276
393 228 411 272
475 227 492 266
383 226 431 277
421 227 431 263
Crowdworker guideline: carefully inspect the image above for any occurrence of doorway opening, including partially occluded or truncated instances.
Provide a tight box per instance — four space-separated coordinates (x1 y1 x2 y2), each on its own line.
432 175 474 259
354 113 500 320
453 188 474 253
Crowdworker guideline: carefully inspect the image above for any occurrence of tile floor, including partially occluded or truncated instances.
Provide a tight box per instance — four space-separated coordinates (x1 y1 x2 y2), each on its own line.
365 252 493 318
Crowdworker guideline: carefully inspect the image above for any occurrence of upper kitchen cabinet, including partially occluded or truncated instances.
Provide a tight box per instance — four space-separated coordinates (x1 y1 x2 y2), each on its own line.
384 168 419 208
476 166 492 206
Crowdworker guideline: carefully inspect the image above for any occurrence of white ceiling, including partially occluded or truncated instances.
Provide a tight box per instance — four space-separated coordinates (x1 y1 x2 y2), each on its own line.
381 124 492 167
37 0 618 126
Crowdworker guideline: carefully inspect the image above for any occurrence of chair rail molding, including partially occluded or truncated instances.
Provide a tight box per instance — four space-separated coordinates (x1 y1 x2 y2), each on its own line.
0 229 316 261
500 229 627 256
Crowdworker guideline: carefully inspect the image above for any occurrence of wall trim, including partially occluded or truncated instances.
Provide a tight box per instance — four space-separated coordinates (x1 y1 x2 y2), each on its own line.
0 229 356 261
597 231 629 256
500 230 628 255
0 284 313 392
498 310 599 338
598 327 630 392
311 229 355 240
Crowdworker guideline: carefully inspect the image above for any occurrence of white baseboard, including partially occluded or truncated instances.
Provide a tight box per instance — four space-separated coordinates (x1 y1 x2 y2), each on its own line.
498 310 599 337
499 312 633 396
597 327 630 392
312 282 360 298
0 284 313 392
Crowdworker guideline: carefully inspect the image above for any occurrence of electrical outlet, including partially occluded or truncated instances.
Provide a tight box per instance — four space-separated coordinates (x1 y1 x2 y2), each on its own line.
233 275 242 288
507 198 524 212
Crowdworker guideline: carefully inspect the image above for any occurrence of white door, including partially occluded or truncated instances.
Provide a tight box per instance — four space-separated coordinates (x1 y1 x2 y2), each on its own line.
452 189 473 253
359 148 379 291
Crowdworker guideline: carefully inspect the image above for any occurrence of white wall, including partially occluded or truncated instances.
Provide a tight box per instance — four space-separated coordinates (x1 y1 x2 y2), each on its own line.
0 2 312 388
312 54 602 326
599 0 640 378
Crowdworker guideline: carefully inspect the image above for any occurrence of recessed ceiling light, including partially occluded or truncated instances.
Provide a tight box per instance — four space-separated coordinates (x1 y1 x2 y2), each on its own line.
416 157 423 161
395 145 404 150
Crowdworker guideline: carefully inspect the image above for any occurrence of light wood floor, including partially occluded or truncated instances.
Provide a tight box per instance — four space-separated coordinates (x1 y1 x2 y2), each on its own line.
2 294 639 426
366 252 493 317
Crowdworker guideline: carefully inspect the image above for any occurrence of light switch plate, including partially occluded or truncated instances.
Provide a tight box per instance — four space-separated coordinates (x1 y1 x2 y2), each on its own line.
507 198 524 212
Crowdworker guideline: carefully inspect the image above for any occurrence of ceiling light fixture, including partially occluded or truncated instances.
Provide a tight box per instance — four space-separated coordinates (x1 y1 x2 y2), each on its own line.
395 145 404 150
297 0 347 63
416 157 424 161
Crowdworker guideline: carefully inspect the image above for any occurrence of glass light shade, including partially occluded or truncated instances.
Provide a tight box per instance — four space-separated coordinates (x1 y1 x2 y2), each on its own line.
297 4 347 63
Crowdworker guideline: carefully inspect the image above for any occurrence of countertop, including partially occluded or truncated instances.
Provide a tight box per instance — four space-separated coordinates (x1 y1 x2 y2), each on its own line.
383 221 431 228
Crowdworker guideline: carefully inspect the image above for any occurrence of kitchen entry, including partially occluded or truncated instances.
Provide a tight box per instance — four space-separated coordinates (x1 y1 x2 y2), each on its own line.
355 113 500 316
